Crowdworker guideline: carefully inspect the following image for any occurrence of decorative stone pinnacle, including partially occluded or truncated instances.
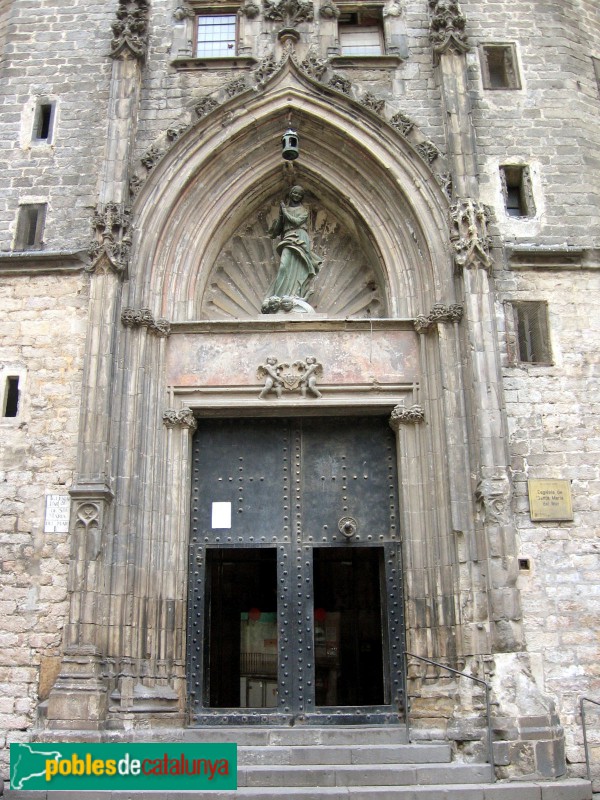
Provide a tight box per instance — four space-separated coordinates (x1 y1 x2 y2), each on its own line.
450 198 493 273
414 303 463 333
121 308 171 337
428 0 469 56
163 408 197 430
389 404 425 430
110 0 151 61
87 203 132 276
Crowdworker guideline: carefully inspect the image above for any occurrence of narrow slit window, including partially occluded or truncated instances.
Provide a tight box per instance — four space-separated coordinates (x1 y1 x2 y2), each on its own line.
3 377 20 418
500 165 535 218
339 10 384 56
481 44 521 89
511 302 552 364
33 102 55 142
15 203 46 250
195 14 237 58
593 57 600 96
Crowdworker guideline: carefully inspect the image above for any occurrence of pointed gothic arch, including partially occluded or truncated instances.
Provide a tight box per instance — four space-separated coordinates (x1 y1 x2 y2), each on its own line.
128 59 454 321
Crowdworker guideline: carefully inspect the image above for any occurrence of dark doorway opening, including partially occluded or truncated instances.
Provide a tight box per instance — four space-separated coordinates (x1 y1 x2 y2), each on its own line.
313 546 386 706
205 548 277 708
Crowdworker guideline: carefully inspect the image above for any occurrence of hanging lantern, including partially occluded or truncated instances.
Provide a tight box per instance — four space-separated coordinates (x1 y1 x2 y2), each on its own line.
281 128 299 161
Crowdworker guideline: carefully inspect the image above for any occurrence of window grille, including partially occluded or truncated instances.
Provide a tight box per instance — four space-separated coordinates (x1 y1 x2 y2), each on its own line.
500 165 535 218
506 301 552 365
195 14 237 58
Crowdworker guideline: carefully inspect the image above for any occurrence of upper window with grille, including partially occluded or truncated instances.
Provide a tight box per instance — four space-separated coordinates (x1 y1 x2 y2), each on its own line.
195 14 237 58
506 301 552 365
339 9 384 56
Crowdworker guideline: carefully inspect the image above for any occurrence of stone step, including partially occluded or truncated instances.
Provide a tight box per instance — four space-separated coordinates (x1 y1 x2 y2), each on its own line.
5 778 592 799
238 761 494 787
181 725 409 746
237 742 452 765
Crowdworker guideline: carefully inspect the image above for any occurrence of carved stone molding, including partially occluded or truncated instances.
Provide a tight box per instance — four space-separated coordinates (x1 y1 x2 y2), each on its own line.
389 404 425 430
390 111 414 137
450 198 493 273
300 51 329 80
121 307 171 337
173 4 194 22
383 0 403 17
319 0 340 19
87 203 131 275
476 472 512 525
240 0 261 18
329 73 352 95
263 0 314 25
225 77 248 98
110 0 150 61
361 93 385 115
428 0 469 56
258 356 323 399
416 140 441 164
194 96 220 119
414 303 463 333
163 408 198 430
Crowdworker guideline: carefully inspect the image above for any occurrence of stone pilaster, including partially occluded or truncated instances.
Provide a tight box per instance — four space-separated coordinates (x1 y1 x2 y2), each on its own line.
428 0 476 198
47 0 148 730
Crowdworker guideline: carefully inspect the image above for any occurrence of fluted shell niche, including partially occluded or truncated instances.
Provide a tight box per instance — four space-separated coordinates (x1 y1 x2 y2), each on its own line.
199 198 387 319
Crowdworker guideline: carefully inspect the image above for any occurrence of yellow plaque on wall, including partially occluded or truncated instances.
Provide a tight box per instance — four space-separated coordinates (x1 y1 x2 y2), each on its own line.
527 479 574 521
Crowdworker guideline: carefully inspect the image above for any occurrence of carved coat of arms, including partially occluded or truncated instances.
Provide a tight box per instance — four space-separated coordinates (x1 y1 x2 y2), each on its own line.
258 356 323 399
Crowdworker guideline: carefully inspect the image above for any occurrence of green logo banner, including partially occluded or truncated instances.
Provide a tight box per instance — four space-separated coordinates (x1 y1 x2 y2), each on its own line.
10 742 237 792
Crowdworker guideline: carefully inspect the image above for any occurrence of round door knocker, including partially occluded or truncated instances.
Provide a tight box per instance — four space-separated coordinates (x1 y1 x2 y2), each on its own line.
338 516 358 539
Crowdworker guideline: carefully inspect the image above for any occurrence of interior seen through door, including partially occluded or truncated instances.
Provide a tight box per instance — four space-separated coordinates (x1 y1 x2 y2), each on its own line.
205 546 386 708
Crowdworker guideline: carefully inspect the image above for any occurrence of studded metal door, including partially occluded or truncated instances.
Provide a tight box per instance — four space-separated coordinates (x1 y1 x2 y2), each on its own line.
187 416 405 725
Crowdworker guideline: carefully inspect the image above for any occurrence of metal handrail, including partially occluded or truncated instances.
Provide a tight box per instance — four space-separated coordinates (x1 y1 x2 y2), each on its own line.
579 696 600 784
404 651 495 782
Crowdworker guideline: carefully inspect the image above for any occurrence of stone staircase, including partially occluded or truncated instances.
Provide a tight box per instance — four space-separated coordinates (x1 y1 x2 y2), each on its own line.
3 725 593 799
186 725 591 800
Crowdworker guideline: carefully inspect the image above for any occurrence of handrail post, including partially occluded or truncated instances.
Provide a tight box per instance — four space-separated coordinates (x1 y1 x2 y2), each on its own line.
404 651 495 782
579 696 600 785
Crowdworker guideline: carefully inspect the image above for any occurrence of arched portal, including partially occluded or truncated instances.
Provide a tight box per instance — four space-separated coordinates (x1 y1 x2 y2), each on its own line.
87 58 473 727
128 59 454 320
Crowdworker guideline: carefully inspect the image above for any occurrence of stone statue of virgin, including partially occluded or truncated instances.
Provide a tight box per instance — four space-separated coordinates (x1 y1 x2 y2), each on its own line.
261 185 323 314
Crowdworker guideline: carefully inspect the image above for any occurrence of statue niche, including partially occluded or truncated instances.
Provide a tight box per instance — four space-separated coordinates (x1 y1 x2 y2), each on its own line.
262 185 323 314
199 188 386 319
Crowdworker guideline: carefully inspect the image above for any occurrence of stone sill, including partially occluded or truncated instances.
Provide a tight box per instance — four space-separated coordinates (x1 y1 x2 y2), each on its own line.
0 250 89 275
171 55 257 71
330 54 403 69
507 247 600 271
170 317 416 334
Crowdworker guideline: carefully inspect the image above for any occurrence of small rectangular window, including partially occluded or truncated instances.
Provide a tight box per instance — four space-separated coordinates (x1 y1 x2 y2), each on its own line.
14 203 46 250
500 165 535 218
508 302 552 365
481 44 521 89
195 14 237 58
339 10 384 56
593 56 600 95
3 377 20 417
33 102 55 143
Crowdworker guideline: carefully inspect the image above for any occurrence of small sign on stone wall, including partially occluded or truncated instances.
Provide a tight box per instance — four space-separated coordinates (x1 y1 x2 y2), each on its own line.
527 479 573 522
44 494 70 533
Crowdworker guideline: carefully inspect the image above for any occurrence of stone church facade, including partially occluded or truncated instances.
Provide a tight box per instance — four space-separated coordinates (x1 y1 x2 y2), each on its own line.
0 0 599 793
